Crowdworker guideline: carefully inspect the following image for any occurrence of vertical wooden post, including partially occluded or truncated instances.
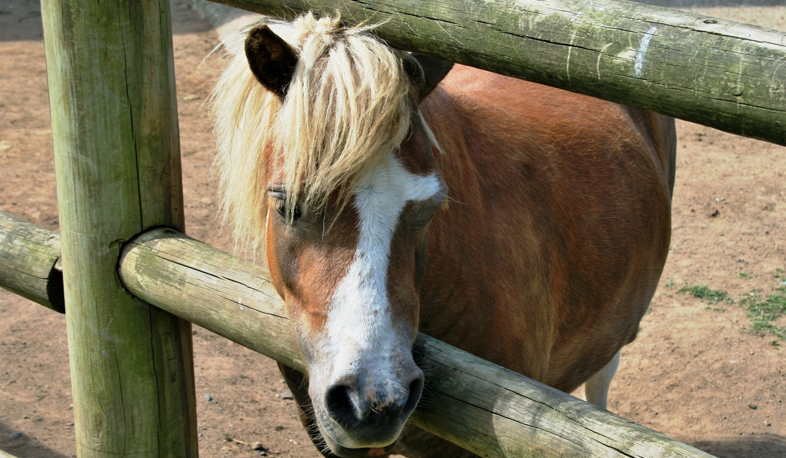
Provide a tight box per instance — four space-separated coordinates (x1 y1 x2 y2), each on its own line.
41 0 197 456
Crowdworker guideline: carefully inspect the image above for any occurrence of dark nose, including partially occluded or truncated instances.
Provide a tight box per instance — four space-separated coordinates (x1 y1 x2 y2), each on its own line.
325 374 424 428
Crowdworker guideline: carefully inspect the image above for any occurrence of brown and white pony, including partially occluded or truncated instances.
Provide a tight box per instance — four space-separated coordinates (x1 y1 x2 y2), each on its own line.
212 14 676 458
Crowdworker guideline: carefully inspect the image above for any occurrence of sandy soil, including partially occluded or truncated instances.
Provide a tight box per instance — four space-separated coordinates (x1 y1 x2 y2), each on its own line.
0 1 784 457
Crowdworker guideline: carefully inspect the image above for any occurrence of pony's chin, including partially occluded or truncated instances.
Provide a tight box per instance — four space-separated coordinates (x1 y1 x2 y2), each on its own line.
320 432 398 458
316 415 403 458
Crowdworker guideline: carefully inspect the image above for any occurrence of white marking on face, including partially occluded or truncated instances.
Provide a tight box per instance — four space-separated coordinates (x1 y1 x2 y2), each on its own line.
324 154 440 401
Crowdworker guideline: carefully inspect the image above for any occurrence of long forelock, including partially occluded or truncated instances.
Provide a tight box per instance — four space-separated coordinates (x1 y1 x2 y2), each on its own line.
211 14 415 250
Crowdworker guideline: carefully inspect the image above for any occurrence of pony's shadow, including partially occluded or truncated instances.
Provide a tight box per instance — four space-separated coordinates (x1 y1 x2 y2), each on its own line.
0 422 70 458
692 434 786 458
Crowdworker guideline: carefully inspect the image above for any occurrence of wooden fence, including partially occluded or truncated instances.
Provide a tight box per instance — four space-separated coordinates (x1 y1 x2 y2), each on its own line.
216 0 786 147
3 0 786 456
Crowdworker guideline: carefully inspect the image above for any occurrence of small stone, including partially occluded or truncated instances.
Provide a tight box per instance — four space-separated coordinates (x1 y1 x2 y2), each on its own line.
9 431 25 440
280 388 294 400
252 441 265 450
22 415 29 419
764 420 771 427
204 393 213 402
748 403 758 410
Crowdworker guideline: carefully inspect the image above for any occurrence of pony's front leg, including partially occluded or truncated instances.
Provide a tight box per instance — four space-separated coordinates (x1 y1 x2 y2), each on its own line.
583 350 621 410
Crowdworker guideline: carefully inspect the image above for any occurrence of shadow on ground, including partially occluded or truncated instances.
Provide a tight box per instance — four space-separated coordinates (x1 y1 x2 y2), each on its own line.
0 422 70 458
692 434 786 458
0 0 211 42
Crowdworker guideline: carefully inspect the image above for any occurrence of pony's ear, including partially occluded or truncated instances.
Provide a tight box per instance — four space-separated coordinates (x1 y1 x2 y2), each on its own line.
404 53 454 103
245 24 298 99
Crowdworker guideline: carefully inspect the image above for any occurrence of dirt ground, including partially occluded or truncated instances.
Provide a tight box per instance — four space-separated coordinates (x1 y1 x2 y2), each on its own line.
0 1 784 457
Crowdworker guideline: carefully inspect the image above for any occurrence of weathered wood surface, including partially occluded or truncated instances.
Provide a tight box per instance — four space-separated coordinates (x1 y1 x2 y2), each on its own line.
119 227 715 458
0 211 63 313
212 0 786 147
119 228 303 369
40 0 197 456
0 449 21 458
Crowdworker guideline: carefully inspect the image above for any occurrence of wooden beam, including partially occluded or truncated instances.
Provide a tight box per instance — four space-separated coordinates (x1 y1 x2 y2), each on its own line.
119 227 715 458
40 0 197 456
0 211 63 313
211 0 786 147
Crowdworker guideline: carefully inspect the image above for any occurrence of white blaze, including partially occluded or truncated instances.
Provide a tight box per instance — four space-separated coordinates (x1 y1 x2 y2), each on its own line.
325 154 440 396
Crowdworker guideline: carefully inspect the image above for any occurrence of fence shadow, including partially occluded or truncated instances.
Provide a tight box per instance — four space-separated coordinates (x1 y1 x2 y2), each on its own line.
0 422 70 458
692 434 786 458
0 0 212 42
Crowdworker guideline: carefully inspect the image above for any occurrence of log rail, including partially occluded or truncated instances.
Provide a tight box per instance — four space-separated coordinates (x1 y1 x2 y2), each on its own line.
213 0 786 147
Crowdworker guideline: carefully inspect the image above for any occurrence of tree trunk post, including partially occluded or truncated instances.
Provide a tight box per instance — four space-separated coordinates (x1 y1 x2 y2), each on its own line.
40 0 198 456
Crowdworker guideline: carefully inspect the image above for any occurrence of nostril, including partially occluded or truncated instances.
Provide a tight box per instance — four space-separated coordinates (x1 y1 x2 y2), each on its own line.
325 384 361 425
403 375 424 417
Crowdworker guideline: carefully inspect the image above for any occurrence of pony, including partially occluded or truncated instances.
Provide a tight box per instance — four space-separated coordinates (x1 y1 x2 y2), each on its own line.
211 13 676 458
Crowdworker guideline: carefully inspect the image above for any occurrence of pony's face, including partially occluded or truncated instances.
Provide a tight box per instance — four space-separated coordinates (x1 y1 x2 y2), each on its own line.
238 20 452 457
266 127 446 455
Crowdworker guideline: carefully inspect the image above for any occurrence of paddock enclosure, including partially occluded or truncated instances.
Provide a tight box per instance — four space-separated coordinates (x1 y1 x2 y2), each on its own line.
0 0 785 457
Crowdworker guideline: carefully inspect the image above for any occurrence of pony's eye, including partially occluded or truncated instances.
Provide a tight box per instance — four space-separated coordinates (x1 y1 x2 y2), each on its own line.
268 189 302 222
274 199 302 222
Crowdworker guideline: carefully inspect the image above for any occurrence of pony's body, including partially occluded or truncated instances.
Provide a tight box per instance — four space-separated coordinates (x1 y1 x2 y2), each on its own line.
212 15 675 458
419 66 674 392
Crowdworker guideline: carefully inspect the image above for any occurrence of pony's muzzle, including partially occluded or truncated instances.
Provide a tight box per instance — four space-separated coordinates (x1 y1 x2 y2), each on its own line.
324 370 424 446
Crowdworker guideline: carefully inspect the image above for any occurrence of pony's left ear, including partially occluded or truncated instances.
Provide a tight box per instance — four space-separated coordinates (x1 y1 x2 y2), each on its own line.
404 53 454 103
245 24 298 99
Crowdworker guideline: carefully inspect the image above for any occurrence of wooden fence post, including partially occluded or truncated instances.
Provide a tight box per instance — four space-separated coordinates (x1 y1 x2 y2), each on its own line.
40 0 197 456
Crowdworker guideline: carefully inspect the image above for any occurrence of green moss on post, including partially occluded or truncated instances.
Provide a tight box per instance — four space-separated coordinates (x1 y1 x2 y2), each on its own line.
41 0 197 456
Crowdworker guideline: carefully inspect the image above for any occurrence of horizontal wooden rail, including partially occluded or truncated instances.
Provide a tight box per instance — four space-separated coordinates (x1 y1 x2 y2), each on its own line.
211 0 786 147
0 215 714 457
118 228 714 458
0 211 63 313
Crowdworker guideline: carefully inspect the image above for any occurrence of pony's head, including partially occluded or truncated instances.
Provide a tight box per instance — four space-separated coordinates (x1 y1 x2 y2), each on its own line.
212 14 452 457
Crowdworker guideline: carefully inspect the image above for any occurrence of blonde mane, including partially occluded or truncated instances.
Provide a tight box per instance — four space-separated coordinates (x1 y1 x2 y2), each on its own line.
211 14 415 249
